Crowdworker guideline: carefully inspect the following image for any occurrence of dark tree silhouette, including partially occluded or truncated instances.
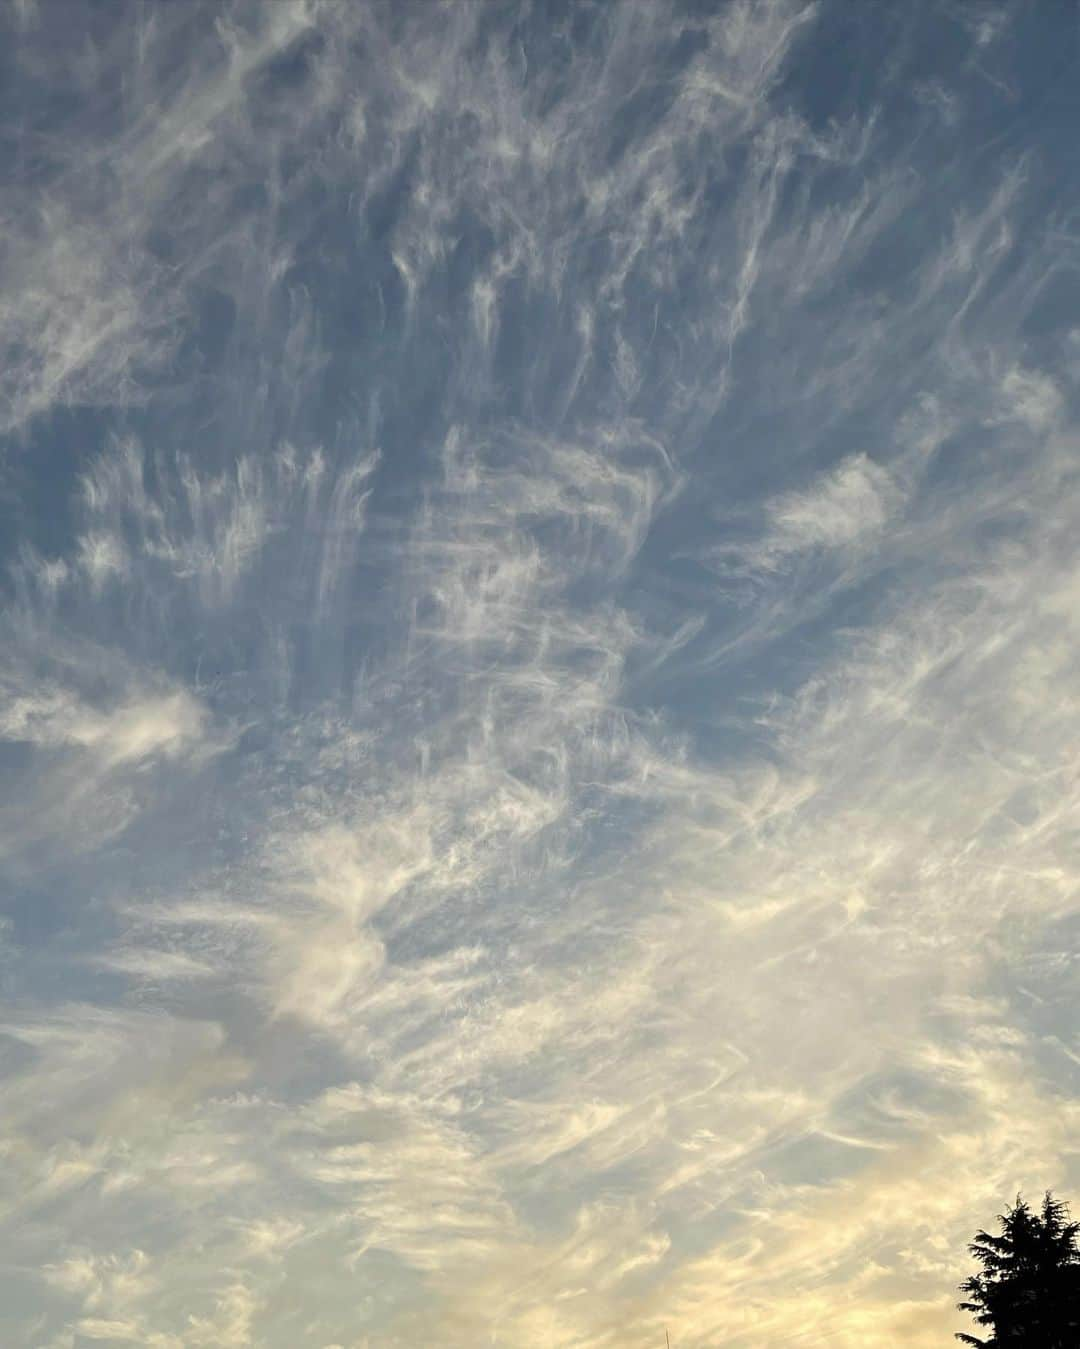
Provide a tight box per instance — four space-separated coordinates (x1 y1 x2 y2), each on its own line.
956 1192 1080 1347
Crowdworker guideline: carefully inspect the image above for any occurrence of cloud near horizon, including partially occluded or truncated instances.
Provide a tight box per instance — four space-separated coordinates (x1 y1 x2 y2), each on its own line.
1 2 1079 1346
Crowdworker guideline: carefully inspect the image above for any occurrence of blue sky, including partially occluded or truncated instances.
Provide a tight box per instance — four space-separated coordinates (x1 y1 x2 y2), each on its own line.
2 2 1079 1345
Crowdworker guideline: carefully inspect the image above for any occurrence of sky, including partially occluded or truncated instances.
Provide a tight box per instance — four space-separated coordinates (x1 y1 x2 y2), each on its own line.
1 1 1079 1345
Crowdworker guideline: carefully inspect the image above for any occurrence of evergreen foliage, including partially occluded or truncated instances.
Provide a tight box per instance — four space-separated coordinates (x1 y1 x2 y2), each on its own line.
956 1192 1080 1347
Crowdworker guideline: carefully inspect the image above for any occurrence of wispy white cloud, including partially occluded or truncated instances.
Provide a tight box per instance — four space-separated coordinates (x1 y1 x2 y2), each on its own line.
2 1 1079 1345
710 452 903 580
0 685 206 766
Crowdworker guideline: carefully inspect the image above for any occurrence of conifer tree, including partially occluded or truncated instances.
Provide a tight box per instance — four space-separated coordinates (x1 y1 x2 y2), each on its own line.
957 1192 1080 1347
